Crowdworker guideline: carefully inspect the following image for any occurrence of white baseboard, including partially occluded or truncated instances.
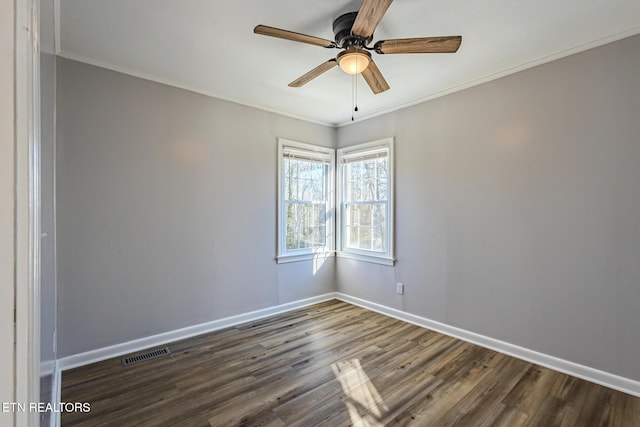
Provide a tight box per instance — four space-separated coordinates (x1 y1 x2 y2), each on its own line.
335 292 640 397
58 293 337 371
56 291 640 398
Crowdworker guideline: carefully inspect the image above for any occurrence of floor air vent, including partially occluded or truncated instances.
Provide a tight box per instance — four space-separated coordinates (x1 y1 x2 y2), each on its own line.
121 347 171 366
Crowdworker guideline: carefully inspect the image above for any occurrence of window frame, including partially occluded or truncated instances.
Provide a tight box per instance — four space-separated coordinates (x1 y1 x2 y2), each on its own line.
277 138 335 264
337 138 395 265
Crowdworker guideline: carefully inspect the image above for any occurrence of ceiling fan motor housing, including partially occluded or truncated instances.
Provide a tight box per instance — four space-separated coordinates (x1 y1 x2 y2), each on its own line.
333 12 372 47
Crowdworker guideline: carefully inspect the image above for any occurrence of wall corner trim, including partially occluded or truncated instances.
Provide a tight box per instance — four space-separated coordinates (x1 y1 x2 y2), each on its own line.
335 293 640 398
57 293 337 371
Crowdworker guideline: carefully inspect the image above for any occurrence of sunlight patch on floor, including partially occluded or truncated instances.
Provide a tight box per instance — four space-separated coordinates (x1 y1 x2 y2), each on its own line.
331 358 388 426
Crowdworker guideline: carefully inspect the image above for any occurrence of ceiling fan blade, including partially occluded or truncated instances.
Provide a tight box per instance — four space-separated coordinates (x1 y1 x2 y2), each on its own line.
352 0 393 39
254 25 336 48
375 36 462 54
361 59 389 94
289 59 338 87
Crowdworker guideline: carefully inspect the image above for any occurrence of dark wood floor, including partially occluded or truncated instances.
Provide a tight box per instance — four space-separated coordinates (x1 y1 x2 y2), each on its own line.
61 300 639 426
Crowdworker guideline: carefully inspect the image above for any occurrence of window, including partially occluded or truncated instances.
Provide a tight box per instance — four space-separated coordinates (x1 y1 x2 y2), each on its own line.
276 138 393 265
277 139 334 263
337 138 394 265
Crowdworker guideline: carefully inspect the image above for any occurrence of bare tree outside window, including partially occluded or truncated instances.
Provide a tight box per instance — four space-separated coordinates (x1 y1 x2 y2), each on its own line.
284 158 328 250
343 157 387 252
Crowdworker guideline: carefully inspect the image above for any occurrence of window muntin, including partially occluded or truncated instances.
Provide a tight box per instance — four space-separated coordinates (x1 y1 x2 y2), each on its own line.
338 139 394 264
278 139 334 262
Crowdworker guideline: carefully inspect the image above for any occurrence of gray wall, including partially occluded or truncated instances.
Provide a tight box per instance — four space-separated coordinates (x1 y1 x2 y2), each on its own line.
56 58 336 357
336 34 640 382
0 0 16 412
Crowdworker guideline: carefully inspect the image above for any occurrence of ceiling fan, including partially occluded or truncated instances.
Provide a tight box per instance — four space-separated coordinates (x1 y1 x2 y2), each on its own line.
254 0 462 94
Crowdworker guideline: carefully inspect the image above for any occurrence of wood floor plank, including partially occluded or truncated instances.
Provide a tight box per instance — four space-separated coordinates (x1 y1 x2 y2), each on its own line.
388 347 497 425
61 300 640 426
427 354 530 426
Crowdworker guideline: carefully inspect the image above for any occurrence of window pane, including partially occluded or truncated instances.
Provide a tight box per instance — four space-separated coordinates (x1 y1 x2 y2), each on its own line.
284 158 326 202
286 202 327 250
344 203 386 252
344 157 387 203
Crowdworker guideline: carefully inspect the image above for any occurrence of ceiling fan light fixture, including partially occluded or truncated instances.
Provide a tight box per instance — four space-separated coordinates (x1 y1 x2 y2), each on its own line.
337 49 371 75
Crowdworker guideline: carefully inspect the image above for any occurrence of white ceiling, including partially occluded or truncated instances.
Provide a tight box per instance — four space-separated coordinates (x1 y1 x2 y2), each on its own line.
57 0 640 127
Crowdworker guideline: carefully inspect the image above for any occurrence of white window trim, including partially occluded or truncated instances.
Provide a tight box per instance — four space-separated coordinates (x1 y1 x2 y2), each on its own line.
337 138 395 266
277 138 335 263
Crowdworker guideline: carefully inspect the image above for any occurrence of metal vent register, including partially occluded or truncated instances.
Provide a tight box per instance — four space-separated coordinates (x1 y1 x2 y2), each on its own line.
121 347 171 366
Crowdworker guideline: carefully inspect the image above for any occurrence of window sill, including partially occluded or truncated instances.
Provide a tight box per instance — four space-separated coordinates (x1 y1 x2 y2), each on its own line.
277 251 335 264
336 251 395 266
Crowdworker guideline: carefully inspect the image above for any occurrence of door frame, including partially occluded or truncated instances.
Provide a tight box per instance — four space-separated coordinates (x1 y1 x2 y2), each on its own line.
15 0 41 425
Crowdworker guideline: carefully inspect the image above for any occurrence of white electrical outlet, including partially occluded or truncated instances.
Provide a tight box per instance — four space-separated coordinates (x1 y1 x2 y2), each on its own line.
396 283 404 295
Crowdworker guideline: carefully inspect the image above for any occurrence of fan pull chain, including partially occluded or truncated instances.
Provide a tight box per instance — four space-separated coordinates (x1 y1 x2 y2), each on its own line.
355 73 359 112
351 71 359 121
351 73 355 121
